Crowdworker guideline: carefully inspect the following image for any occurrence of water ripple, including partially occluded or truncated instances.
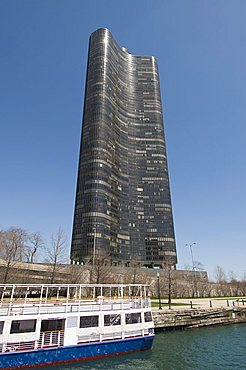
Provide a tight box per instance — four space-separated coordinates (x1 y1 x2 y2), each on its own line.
45 324 246 370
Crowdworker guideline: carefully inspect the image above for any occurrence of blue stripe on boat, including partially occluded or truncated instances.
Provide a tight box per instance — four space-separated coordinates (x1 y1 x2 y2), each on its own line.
0 335 155 370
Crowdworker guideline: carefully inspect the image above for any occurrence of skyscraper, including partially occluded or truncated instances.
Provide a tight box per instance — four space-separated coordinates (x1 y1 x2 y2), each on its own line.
71 28 177 268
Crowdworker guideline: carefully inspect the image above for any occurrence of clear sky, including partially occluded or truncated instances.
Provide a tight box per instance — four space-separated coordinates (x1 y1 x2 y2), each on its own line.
1 0 245 280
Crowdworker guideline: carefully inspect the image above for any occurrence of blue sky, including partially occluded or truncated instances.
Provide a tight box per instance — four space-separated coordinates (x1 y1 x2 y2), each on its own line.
1 0 245 279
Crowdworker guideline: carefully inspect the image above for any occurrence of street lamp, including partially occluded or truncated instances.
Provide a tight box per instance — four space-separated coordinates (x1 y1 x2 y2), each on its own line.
157 273 162 309
185 242 197 297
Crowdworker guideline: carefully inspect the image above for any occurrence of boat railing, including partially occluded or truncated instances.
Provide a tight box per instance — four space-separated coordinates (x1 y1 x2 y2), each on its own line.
0 297 150 317
0 327 152 353
38 330 64 348
0 331 65 353
0 284 151 317
0 340 36 353
77 328 151 344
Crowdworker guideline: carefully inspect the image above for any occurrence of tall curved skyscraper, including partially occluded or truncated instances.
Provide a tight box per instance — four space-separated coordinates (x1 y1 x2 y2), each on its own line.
71 28 177 268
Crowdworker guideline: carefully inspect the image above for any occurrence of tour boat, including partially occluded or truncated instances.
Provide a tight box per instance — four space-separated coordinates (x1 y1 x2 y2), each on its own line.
0 283 155 369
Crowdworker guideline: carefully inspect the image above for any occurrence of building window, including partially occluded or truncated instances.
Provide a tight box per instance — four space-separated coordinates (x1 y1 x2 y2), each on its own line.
10 320 36 334
80 316 98 328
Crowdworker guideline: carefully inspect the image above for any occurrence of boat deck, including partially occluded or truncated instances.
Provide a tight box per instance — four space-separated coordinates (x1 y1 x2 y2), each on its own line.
0 298 150 316
0 284 151 316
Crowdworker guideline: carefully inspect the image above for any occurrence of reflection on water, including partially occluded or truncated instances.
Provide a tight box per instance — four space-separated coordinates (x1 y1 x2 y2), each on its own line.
43 324 246 370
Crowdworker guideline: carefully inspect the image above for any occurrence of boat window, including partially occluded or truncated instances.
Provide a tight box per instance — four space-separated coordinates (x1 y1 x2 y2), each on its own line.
80 316 98 328
125 313 142 324
41 319 65 332
144 312 152 322
104 314 121 326
0 321 4 334
10 320 36 334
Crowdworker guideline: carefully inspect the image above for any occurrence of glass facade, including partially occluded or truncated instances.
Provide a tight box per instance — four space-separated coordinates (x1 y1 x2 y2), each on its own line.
71 28 177 267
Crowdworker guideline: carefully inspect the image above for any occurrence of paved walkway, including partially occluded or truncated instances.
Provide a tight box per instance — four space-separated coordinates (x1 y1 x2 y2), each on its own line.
152 297 246 311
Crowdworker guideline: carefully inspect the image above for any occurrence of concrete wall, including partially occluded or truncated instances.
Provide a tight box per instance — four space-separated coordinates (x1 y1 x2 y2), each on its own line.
153 307 246 330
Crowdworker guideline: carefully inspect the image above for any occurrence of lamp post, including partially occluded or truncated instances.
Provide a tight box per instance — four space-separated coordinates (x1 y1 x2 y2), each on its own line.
185 242 197 297
157 273 162 309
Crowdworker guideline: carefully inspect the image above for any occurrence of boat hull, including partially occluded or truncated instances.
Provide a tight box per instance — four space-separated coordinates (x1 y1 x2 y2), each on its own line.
0 335 154 369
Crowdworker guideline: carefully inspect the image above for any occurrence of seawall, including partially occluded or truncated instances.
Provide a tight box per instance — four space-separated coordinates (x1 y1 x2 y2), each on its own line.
153 307 246 331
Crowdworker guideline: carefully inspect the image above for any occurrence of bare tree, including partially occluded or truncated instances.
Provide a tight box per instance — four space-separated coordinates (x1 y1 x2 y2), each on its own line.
240 274 246 296
88 251 112 284
129 260 139 285
46 228 67 284
24 232 44 263
228 270 237 283
193 260 205 297
127 260 146 285
0 228 27 283
63 264 89 284
214 265 227 284
161 259 176 308
213 265 229 296
227 270 242 296
182 261 205 297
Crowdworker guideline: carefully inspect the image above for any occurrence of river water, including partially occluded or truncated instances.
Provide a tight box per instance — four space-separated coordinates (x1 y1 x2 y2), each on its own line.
46 323 246 370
